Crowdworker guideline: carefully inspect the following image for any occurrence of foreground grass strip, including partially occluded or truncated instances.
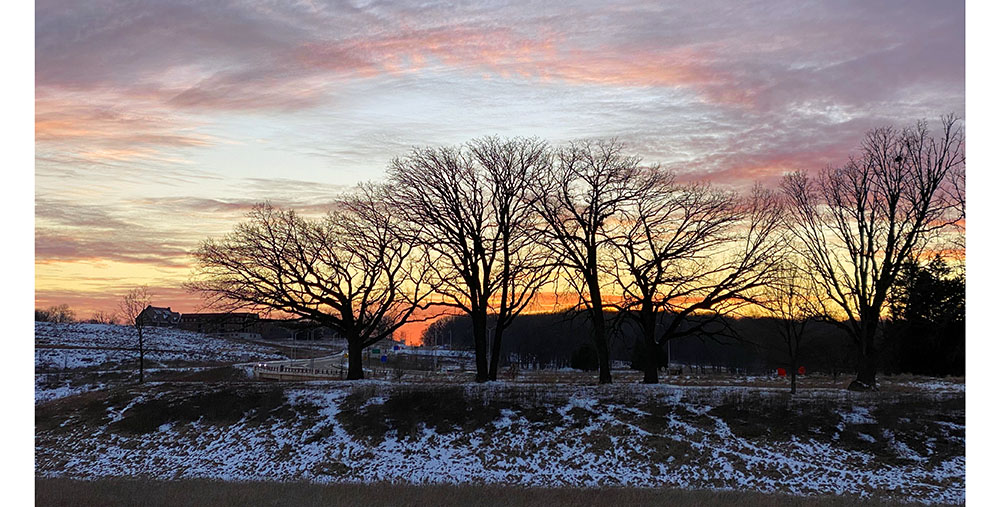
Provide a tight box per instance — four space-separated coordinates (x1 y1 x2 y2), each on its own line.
35 478 931 507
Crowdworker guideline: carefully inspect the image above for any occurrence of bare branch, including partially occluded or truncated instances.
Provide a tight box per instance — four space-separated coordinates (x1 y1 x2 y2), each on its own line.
781 115 964 389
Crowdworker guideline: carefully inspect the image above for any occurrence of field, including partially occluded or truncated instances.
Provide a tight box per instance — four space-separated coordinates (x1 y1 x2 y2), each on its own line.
34 322 327 402
34 323 965 505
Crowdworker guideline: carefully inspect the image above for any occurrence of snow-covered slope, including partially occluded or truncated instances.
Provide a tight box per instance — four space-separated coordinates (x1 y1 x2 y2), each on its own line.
35 382 965 504
35 322 288 402
36 322 286 367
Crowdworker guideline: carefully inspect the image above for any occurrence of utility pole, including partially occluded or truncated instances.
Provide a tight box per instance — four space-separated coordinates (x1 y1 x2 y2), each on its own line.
667 339 671 374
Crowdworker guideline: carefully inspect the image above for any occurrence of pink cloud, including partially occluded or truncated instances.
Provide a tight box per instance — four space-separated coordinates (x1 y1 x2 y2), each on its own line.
34 0 963 314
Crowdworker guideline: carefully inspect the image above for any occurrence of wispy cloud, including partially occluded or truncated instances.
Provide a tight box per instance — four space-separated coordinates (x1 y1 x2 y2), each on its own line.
35 0 964 314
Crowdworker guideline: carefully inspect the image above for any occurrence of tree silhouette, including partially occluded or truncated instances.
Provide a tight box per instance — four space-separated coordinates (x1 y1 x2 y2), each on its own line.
190 186 434 380
88 310 119 325
388 137 554 382
35 304 76 323
119 287 152 383
609 175 785 384
782 115 964 390
762 262 823 393
532 139 655 384
886 254 965 375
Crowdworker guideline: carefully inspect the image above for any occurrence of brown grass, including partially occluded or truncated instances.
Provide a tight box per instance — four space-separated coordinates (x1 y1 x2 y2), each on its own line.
170 366 254 383
34 478 932 507
108 385 288 434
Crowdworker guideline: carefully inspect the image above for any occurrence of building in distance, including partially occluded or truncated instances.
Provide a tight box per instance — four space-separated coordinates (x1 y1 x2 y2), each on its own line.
138 306 181 327
179 312 261 339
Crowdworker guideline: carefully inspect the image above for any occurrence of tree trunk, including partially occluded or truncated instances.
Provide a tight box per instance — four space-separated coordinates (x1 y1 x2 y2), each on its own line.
591 308 612 384
488 324 505 381
586 275 612 384
347 339 364 380
642 341 659 384
849 352 878 391
641 313 658 385
848 325 879 391
472 311 489 383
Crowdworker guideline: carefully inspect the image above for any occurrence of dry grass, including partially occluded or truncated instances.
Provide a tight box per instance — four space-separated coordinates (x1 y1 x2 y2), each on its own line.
35 383 964 504
170 366 254 383
34 478 931 507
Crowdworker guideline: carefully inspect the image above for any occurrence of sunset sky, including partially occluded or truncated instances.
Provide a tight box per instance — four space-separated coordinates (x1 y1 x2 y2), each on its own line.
35 0 965 340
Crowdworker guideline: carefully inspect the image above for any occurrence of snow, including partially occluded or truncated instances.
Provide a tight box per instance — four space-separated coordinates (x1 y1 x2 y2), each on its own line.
35 322 288 403
840 405 876 426
895 380 965 393
35 322 287 366
33 378 103 404
397 348 474 358
32 322 965 503
35 383 965 504
857 433 876 443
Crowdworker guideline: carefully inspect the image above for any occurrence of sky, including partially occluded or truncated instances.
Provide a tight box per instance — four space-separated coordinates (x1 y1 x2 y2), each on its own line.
34 0 965 339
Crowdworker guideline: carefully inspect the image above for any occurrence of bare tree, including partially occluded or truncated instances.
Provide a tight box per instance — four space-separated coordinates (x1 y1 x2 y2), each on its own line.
609 175 786 384
762 262 822 394
388 137 554 382
532 139 657 384
89 310 119 325
471 137 557 379
119 287 152 383
946 162 966 256
782 115 964 390
35 304 76 323
189 185 433 380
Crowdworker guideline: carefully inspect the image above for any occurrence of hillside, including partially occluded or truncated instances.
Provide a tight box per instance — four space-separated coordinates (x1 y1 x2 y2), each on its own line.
35 322 299 403
35 381 965 504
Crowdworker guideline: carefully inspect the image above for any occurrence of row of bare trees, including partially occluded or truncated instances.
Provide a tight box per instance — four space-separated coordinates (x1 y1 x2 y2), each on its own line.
34 306 122 325
34 304 77 323
189 116 964 389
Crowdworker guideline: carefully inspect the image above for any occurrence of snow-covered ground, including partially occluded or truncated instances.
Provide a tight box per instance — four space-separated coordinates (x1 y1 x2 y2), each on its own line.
34 379 103 404
397 348 474 358
35 322 287 367
35 322 289 403
35 382 965 504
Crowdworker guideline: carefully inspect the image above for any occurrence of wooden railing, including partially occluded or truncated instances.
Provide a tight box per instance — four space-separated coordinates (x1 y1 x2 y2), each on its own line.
253 363 343 380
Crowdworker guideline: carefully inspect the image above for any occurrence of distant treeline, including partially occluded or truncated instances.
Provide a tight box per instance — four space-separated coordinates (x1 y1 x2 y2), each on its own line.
422 308 963 377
